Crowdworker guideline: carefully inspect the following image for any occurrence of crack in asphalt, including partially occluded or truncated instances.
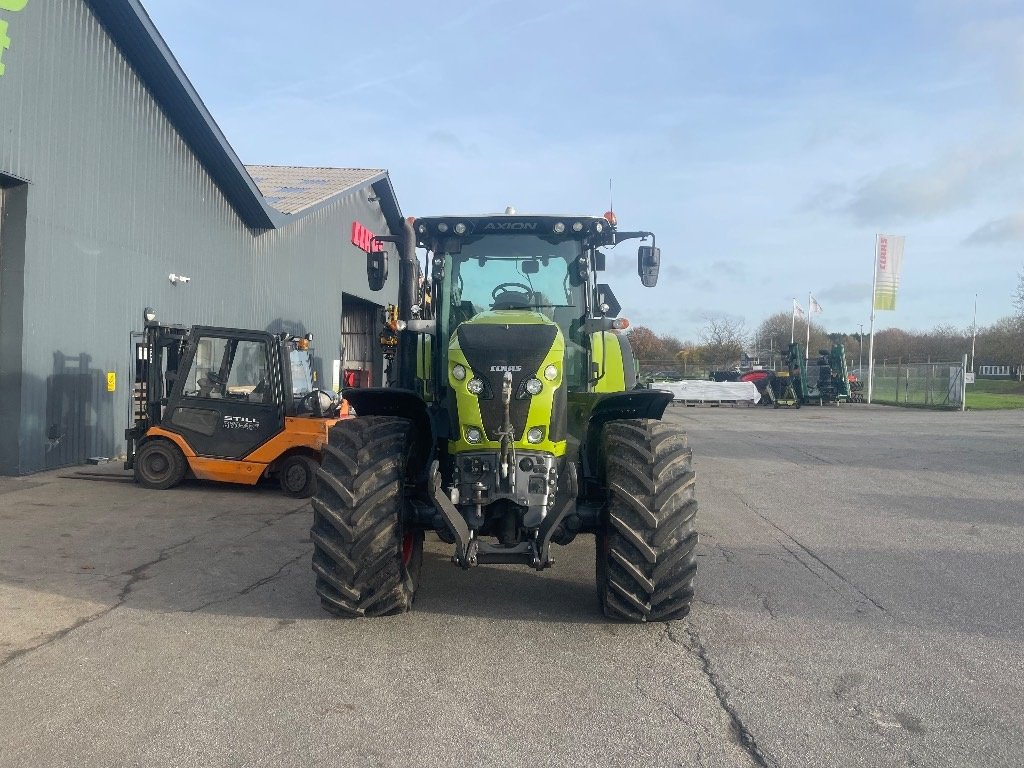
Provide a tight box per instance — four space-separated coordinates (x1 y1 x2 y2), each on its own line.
631 634 715 768
666 623 778 768
0 536 197 670
208 502 309 539
731 489 886 612
184 551 307 614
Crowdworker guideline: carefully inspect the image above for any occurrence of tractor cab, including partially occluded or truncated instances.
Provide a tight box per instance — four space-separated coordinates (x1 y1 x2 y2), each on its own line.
126 309 343 496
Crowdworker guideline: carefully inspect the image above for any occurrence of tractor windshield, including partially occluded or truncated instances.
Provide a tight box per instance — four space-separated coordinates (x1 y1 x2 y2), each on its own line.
439 234 588 389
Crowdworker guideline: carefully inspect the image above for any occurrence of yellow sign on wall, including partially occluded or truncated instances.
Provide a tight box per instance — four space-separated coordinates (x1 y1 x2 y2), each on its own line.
106 372 116 392
0 1 29 78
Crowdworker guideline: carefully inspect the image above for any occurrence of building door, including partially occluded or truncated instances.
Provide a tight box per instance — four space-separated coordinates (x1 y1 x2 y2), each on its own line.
0 175 29 474
340 295 379 388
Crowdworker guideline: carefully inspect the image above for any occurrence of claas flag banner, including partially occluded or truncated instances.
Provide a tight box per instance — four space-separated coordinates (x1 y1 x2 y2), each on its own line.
873 235 905 311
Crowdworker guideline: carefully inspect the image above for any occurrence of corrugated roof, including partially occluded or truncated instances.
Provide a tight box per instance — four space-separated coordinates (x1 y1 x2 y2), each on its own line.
246 166 385 215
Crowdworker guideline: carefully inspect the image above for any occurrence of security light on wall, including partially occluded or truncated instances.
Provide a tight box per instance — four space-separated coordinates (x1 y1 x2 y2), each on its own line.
168 273 191 285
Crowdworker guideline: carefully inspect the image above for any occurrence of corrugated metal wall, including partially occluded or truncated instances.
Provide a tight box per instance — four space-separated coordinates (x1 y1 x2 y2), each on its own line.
0 0 399 474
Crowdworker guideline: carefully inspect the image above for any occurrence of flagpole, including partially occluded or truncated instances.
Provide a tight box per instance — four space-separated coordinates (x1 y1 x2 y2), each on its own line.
805 291 812 355
867 235 878 404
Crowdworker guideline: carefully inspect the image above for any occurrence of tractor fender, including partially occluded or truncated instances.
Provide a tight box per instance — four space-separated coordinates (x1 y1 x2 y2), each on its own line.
574 389 674 480
341 387 438 480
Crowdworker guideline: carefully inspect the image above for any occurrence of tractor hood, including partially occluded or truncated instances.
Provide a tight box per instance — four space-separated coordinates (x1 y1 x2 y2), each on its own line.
447 311 567 454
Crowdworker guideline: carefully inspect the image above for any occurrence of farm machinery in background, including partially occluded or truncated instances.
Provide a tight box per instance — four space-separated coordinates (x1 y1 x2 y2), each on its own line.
739 343 853 407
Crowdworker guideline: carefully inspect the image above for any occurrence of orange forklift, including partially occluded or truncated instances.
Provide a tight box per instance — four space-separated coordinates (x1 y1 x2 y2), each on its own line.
125 308 346 497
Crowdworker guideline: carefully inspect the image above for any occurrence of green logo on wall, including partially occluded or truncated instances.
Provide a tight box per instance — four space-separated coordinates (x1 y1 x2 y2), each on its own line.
0 0 29 78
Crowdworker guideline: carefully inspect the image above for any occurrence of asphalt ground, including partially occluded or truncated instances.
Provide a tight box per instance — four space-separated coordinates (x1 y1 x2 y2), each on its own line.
1 405 1022 767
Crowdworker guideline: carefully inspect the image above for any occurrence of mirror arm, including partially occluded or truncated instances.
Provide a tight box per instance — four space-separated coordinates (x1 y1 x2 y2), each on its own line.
612 230 654 247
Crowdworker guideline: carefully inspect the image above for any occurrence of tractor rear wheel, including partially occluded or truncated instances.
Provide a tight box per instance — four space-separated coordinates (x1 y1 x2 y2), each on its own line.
310 416 423 617
596 419 698 622
134 438 187 490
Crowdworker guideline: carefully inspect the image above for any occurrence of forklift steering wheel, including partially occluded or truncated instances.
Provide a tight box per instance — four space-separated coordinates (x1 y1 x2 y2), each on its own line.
491 281 535 309
302 389 338 417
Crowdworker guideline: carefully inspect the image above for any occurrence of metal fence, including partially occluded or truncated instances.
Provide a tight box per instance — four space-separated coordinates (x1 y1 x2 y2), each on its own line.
868 359 966 408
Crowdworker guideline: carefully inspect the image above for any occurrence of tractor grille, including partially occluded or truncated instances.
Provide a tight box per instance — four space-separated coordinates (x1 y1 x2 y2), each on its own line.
457 322 558 441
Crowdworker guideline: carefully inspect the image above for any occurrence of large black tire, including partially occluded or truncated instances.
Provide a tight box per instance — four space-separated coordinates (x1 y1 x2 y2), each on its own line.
310 416 423 617
596 419 697 622
278 454 317 498
134 438 187 490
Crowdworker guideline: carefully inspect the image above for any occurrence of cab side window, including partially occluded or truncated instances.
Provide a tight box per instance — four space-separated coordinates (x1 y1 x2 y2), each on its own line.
181 338 269 401
228 341 270 401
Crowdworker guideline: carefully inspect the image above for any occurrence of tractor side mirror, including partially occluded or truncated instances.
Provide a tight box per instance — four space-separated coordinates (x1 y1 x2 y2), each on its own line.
593 251 607 271
638 245 660 287
367 248 388 291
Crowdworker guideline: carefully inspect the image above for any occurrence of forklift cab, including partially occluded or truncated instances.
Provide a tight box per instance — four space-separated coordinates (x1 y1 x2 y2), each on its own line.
126 312 343 496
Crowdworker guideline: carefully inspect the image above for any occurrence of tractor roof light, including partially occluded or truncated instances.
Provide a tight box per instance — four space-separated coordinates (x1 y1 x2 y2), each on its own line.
572 221 583 232
454 222 467 234
143 307 157 324
437 222 449 233
603 211 617 227
553 221 566 234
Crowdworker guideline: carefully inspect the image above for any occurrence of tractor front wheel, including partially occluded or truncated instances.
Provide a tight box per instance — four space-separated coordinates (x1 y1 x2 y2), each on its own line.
597 419 698 622
310 416 423 617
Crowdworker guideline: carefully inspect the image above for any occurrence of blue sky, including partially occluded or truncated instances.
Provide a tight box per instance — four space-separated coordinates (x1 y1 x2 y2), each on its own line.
140 0 1024 341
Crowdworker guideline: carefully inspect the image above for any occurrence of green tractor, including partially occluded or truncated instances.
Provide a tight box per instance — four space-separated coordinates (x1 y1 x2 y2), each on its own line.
310 210 697 621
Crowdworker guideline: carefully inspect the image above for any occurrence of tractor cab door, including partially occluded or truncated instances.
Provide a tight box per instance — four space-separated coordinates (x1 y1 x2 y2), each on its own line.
162 329 284 460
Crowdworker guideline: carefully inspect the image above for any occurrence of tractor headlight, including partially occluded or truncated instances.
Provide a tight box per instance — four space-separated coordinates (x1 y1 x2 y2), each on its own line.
524 377 543 395
466 427 483 444
543 364 558 381
452 364 467 381
467 378 485 395
527 427 544 444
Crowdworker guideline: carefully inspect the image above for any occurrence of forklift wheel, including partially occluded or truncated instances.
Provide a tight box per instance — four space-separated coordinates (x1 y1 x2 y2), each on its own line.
134 439 187 490
279 454 318 498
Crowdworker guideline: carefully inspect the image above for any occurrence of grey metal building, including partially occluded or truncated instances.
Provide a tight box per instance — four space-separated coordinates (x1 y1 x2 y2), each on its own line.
0 0 403 475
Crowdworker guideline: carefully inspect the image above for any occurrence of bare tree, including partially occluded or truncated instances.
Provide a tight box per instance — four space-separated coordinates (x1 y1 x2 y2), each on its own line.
1015 267 1024 319
755 311 829 360
699 315 748 369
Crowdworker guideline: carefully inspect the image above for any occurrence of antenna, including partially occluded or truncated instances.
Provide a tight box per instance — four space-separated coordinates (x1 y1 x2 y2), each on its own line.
608 178 614 215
